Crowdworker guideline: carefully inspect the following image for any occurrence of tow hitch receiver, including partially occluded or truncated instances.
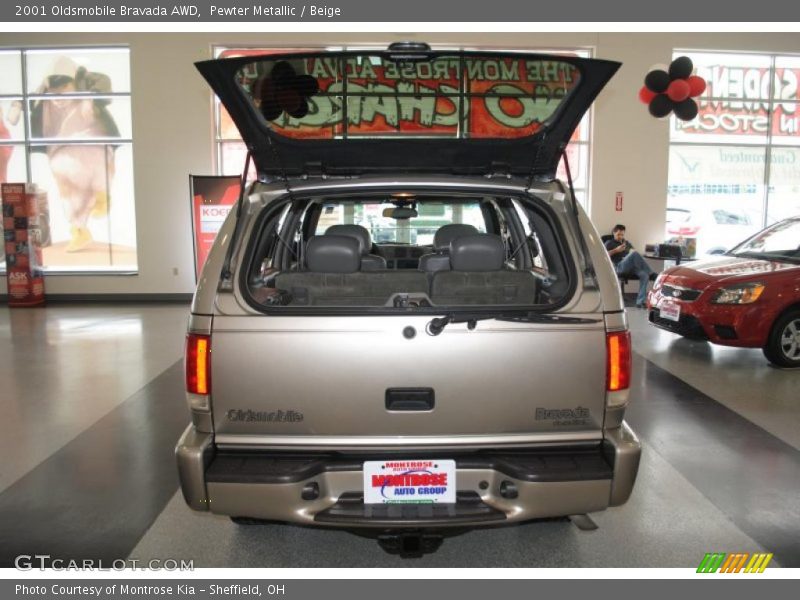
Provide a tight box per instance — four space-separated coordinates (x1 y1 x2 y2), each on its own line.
377 531 444 558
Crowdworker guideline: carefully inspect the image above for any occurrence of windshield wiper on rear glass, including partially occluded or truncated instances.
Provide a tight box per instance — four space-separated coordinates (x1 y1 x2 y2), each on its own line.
425 311 599 336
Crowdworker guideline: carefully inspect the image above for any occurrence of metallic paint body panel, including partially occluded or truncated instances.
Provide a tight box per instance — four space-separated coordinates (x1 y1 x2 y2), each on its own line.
178 175 641 520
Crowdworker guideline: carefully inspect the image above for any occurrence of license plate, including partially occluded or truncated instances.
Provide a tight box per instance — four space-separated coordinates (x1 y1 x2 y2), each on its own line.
363 459 456 504
660 300 681 322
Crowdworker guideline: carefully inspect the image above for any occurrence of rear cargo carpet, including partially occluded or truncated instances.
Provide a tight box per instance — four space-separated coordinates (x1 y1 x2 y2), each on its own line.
624 353 800 567
0 361 186 568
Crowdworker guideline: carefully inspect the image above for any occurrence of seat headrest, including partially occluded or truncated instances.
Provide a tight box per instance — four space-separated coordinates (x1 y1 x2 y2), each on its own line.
306 235 361 273
325 224 371 256
450 234 505 272
433 223 479 251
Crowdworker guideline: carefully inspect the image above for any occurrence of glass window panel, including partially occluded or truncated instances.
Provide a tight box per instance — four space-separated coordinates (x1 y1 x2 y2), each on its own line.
0 50 23 95
667 145 765 256
672 52 776 145
235 54 581 140
314 200 485 245
670 51 800 249
686 52 773 101
219 141 257 181
29 143 137 271
770 104 800 144
770 57 800 145
216 99 242 141
0 99 25 141
772 55 800 100
0 46 136 274
214 46 594 208
0 143 28 184
670 106 769 145
572 114 590 143
766 146 800 224
27 96 131 141
25 48 131 95
0 142 28 271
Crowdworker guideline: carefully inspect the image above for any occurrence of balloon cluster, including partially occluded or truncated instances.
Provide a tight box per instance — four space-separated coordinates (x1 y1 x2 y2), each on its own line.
639 56 707 121
255 61 319 120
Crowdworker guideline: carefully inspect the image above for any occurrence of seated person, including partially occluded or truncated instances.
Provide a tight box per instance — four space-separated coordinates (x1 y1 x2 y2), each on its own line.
605 224 655 308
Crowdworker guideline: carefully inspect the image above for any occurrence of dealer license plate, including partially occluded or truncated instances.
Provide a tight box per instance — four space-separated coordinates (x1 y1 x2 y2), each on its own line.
363 459 456 504
660 300 681 322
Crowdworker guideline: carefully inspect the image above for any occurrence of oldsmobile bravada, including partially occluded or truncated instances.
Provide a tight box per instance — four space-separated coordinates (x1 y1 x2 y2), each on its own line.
176 44 641 554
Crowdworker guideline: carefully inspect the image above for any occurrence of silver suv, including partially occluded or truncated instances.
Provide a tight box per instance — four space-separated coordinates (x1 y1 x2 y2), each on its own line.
176 44 641 555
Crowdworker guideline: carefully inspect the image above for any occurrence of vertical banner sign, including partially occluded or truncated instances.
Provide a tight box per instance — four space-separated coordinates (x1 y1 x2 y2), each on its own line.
2 183 46 307
615 191 623 211
189 175 241 281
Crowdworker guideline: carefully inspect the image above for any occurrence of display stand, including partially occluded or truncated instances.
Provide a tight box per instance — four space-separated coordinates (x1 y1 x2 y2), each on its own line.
2 183 46 307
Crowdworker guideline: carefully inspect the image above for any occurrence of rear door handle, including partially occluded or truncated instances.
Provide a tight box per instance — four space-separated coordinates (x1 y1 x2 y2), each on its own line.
385 388 435 411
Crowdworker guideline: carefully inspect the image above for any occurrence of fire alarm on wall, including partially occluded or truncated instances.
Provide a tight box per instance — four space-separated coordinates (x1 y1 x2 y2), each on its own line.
615 191 623 211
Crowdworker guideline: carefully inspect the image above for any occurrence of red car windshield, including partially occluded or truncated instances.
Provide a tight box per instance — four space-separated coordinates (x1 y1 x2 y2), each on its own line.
730 218 800 263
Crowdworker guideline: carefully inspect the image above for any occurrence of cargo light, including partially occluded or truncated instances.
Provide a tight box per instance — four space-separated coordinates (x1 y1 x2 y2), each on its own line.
186 333 211 395
606 331 631 392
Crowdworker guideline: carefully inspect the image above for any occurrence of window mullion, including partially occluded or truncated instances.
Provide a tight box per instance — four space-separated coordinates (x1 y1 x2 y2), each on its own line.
20 49 32 184
762 55 777 227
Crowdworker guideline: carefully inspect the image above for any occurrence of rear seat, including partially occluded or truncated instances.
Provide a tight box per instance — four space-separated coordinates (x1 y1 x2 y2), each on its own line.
325 224 387 271
418 223 479 273
275 236 428 306
430 234 538 305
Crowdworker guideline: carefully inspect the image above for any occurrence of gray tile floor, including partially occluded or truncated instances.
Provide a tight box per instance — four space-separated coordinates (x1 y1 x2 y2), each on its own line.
627 308 800 450
0 304 188 493
1 303 798 567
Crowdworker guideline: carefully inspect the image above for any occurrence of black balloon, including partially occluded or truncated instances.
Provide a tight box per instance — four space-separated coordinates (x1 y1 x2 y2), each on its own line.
271 61 295 82
669 56 694 80
295 75 320 97
256 62 319 121
260 99 282 121
674 98 699 121
648 94 673 118
645 70 670 93
288 100 310 119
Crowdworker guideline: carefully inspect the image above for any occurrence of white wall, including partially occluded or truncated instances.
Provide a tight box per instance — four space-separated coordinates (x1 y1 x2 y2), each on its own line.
1 32 799 295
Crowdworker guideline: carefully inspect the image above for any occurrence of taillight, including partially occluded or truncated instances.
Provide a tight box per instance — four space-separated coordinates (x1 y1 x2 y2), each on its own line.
606 331 631 392
186 333 211 395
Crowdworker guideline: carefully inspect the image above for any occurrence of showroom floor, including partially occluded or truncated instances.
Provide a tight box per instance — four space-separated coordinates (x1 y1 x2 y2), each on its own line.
0 303 798 568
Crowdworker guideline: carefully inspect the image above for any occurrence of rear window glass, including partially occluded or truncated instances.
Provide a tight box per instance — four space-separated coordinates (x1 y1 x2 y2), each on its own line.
316 201 486 245
243 192 574 312
234 54 581 140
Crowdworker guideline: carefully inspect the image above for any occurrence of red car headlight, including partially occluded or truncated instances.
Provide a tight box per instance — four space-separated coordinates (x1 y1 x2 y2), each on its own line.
711 283 765 305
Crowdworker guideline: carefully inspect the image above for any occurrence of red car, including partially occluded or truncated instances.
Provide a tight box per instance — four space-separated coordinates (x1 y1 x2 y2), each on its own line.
648 216 800 367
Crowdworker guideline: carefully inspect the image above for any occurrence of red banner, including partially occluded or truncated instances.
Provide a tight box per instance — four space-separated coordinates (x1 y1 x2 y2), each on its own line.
2 183 46 307
190 175 240 280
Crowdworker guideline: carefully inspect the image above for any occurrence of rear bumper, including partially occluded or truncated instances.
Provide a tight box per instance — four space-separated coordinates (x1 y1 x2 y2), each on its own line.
176 423 641 527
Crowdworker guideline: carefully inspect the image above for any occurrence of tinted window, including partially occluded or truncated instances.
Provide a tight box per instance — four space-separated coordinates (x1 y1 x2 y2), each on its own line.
234 54 581 140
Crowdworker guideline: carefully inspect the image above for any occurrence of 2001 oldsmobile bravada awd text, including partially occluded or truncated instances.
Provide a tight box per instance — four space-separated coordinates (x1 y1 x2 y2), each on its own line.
176 43 641 555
